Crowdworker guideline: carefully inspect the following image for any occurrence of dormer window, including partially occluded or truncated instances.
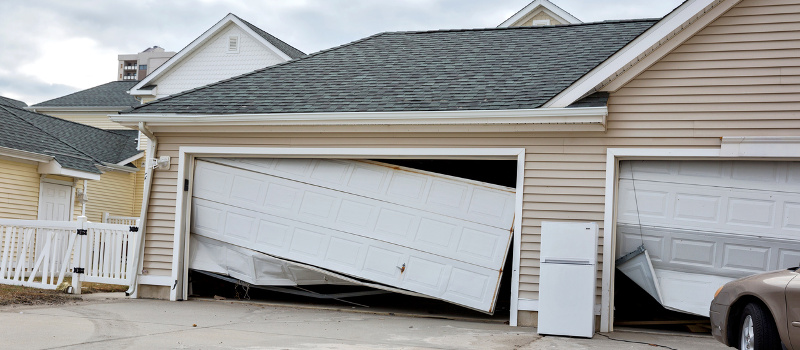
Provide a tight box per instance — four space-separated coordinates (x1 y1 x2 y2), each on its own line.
228 35 240 53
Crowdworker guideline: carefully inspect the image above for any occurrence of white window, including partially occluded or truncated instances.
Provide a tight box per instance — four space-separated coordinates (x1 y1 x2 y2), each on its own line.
227 35 240 53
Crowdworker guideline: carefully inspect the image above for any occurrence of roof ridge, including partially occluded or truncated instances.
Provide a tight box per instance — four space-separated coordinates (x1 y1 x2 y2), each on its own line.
31 81 138 107
123 32 391 113
0 104 99 163
389 18 660 36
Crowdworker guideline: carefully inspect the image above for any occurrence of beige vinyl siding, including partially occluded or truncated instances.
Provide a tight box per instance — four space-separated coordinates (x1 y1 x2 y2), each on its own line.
83 169 139 223
0 159 41 219
33 110 127 130
137 0 800 307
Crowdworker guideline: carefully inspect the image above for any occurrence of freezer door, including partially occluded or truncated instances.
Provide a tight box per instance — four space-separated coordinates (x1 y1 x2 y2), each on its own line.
540 222 598 263
537 262 596 338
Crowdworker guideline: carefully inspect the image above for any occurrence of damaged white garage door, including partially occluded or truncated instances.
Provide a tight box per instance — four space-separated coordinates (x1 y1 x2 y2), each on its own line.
189 158 516 312
616 160 800 316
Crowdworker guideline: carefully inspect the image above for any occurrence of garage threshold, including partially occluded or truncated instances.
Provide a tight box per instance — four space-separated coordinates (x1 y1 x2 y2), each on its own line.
190 296 510 325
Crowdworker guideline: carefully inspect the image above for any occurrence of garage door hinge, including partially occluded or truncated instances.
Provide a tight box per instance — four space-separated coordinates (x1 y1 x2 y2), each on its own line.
184 179 189 191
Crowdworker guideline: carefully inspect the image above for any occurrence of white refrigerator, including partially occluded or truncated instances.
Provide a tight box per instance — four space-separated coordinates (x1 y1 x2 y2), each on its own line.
537 221 599 338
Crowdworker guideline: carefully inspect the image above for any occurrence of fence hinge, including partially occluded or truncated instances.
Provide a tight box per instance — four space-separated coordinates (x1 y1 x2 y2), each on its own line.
184 179 189 192
76 229 87 235
73 267 85 274
130 226 139 232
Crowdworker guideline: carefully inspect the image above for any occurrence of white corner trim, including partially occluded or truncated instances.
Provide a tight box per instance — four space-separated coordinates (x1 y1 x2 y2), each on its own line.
112 107 608 128
169 146 526 325
498 0 581 27
720 136 800 157
0 146 53 163
543 0 719 108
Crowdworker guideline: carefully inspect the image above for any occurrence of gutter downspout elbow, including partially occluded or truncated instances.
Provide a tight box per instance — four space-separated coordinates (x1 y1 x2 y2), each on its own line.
127 122 157 297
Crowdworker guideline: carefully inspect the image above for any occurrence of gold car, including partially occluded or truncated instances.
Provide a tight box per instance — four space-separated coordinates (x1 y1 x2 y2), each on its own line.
710 267 800 350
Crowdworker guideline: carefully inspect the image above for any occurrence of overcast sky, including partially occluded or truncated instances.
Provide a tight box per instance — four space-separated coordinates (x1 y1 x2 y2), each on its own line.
0 0 683 105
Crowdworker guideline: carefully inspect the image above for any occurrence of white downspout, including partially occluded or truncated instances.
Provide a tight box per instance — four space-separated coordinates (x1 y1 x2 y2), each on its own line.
126 122 157 297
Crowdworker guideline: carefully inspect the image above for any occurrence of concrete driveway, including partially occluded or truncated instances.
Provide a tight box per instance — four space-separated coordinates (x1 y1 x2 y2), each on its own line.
0 293 728 350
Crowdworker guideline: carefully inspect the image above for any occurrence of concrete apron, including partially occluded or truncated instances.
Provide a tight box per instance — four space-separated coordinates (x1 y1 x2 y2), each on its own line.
0 294 727 350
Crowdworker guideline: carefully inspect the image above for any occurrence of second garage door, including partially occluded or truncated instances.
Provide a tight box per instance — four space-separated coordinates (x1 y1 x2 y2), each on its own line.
616 160 800 315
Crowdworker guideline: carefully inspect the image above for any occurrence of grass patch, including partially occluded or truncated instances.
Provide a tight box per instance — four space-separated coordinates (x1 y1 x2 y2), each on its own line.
0 279 127 306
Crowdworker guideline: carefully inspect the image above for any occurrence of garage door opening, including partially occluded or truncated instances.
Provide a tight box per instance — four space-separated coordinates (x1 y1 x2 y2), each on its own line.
186 157 518 322
613 160 800 332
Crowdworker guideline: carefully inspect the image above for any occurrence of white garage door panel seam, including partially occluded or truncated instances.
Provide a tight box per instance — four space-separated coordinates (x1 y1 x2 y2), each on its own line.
193 160 512 269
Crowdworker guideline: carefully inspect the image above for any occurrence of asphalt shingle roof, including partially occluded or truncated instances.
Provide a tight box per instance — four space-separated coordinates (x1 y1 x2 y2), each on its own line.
235 15 306 60
124 20 656 115
0 104 141 173
32 81 140 108
0 95 27 108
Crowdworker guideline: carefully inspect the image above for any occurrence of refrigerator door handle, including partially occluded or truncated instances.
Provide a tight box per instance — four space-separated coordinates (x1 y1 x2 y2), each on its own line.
542 258 593 265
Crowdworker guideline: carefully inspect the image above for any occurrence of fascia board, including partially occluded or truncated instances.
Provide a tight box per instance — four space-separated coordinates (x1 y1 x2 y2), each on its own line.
112 106 607 128
542 0 721 108
98 162 139 173
25 106 128 112
115 152 145 166
0 146 53 163
130 14 240 94
37 160 102 180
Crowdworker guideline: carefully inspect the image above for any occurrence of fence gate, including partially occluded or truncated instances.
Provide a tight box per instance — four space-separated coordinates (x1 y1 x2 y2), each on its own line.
0 217 140 293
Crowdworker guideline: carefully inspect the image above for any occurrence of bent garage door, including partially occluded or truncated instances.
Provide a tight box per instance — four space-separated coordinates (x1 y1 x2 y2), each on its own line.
616 160 800 316
190 158 516 312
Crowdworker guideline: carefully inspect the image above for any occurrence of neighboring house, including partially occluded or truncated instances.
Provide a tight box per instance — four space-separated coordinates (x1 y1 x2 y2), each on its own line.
118 46 176 81
0 99 142 222
128 13 305 102
111 0 800 330
25 81 148 223
498 0 581 27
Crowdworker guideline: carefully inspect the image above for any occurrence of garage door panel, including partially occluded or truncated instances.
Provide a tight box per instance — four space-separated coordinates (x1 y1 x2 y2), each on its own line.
617 224 800 278
192 195 501 312
618 178 800 240
194 160 510 269
208 158 515 229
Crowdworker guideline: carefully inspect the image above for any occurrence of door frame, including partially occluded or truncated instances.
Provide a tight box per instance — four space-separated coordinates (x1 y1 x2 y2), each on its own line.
170 147 526 325
37 177 75 221
601 139 800 332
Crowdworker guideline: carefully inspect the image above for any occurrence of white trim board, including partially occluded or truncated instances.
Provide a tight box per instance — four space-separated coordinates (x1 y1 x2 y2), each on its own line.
166 147 526 326
600 143 800 332
543 0 730 108
112 107 608 129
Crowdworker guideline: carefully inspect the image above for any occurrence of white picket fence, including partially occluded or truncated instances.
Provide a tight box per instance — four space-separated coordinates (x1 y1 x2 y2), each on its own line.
0 216 140 293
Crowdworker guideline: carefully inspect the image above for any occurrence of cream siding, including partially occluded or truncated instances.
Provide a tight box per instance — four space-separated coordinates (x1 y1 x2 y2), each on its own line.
136 0 800 319
0 159 41 219
511 11 563 27
83 169 139 223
